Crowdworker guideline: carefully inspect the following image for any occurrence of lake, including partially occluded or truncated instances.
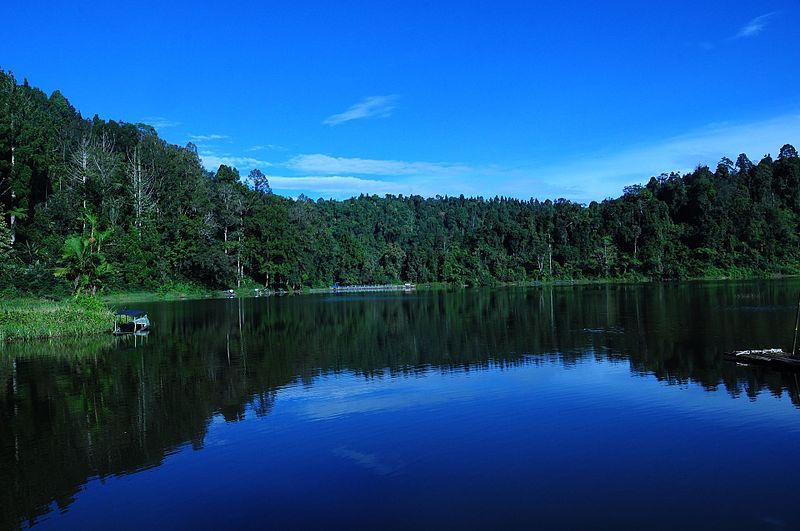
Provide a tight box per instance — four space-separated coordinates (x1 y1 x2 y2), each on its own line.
3 280 800 529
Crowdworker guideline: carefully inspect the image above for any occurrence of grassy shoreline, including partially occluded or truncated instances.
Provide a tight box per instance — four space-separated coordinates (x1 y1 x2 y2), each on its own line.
0 297 114 342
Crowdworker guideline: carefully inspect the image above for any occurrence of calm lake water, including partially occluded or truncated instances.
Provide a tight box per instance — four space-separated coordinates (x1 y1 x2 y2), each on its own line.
3 280 800 529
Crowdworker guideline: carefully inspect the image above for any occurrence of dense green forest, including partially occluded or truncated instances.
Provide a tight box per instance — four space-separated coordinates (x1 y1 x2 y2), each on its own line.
1 69 799 294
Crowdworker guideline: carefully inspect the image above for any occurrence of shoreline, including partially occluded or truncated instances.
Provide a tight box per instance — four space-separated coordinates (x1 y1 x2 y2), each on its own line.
3 274 796 343
104 273 800 304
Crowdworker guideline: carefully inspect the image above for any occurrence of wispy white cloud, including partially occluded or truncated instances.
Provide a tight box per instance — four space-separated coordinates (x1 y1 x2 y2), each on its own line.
141 116 181 129
287 153 478 178
195 110 798 201
323 95 399 126
734 12 776 39
245 144 287 152
279 154 560 198
281 112 799 201
199 151 271 172
268 175 413 196
188 133 228 142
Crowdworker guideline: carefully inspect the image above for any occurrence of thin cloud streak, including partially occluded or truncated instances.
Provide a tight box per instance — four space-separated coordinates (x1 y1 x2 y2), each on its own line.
189 134 228 142
269 175 414 196
199 151 271 172
323 95 399 126
734 12 776 39
287 153 479 178
245 144 287 152
282 154 534 198
141 116 181 129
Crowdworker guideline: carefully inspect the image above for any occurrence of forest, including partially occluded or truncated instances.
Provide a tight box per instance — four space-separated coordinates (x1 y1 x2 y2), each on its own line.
2 69 800 295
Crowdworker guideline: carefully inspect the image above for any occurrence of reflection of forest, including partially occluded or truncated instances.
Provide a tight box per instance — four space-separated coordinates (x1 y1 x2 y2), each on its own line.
2 282 800 528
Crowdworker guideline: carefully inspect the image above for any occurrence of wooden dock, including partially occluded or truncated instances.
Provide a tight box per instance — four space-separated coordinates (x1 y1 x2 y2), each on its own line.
724 349 800 370
325 283 416 294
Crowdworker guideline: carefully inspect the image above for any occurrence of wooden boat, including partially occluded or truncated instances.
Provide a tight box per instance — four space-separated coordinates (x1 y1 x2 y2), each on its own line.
114 309 150 335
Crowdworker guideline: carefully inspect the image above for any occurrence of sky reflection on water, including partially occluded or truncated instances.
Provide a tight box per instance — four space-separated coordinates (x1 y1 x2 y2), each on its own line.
4 281 800 529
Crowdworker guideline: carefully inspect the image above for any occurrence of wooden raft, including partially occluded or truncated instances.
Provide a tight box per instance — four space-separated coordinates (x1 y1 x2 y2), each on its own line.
724 349 800 370
725 291 800 371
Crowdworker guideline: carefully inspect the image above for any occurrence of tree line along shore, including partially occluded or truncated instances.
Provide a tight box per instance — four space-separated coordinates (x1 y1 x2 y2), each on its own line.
2 69 800 336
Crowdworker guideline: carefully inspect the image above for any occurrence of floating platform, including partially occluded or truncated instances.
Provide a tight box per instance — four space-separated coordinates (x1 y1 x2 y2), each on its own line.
724 349 800 370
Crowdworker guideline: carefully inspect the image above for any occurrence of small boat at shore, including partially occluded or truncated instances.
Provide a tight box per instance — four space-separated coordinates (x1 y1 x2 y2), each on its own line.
114 310 150 336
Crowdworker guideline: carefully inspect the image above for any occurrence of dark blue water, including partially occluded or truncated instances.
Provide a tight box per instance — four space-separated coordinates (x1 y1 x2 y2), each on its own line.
3 281 800 529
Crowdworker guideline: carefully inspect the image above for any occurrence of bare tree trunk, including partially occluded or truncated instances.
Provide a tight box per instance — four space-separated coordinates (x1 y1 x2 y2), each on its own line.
9 144 15 245
3 85 32 245
236 233 242 288
128 144 155 237
93 131 119 222
69 136 92 229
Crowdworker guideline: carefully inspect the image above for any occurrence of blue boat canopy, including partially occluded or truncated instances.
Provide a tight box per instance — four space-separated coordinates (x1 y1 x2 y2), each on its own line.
116 309 147 317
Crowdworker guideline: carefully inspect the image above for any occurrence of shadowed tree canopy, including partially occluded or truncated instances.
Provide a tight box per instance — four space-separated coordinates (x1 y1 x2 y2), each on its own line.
215 164 240 185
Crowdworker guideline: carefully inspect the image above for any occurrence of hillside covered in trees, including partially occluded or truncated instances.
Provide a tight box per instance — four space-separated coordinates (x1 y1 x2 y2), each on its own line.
1 70 799 294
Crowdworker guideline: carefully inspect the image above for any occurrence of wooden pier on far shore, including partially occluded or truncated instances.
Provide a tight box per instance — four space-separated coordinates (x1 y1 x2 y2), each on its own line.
322 283 416 294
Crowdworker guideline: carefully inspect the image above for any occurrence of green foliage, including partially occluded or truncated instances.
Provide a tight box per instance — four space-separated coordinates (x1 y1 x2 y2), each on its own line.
54 212 114 295
72 293 109 313
2 71 800 293
154 280 211 298
0 211 15 293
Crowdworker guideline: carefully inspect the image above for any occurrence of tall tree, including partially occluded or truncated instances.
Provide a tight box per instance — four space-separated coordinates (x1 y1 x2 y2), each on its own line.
128 144 155 236
248 168 271 195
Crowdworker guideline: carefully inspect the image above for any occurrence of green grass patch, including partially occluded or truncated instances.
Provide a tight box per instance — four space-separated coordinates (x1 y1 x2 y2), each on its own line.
0 296 114 342
103 282 215 304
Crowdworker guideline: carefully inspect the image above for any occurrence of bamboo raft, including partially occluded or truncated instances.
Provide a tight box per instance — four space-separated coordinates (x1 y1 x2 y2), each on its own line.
724 291 800 371
724 349 800 370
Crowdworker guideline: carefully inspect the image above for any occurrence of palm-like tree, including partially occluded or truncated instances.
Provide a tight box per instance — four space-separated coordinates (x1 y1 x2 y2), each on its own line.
55 212 114 295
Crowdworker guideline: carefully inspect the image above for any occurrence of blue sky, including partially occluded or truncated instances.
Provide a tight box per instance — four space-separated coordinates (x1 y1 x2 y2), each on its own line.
2 1 797 201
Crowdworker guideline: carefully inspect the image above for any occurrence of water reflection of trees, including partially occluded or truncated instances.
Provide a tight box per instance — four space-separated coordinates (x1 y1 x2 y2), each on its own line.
2 281 800 527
